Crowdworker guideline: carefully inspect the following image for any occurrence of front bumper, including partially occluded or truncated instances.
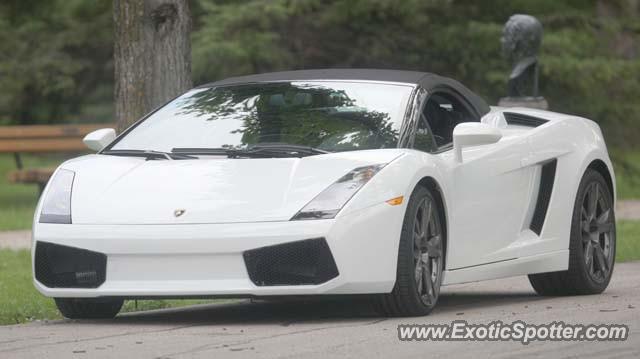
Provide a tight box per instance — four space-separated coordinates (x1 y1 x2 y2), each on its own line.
32 202 404 298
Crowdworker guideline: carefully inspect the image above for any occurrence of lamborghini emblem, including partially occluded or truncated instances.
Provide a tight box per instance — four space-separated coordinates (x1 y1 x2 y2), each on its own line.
174 209 186 217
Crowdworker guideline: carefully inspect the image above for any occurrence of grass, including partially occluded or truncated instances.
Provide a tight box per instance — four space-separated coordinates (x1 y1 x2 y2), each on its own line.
616 221 640 262
0 150 638 231
0 154 63 231
0 149 638 325
0 249 219 325
611 149 640 200
0 249 58 324
0 154 220 324
0 220 638 325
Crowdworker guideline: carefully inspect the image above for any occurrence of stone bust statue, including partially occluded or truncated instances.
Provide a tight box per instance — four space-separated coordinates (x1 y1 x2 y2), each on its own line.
501 14 543 98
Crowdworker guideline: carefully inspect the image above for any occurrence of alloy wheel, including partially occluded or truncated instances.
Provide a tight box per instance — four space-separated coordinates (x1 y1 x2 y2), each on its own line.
580 182 615 283
413 197 443 306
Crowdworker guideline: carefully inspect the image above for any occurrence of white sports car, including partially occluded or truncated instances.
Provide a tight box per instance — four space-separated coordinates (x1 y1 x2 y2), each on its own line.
32 69 616 318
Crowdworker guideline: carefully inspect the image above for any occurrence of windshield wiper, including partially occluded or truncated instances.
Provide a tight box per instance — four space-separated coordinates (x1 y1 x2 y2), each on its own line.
101 149 197 160
172 144 329 158
171 148 234 156
249 143 330 156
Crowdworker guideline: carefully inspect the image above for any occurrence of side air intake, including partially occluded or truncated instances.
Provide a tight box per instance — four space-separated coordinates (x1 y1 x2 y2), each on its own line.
530 159 557 235
243 238 339 286
35 242 107 288
504 112 548 127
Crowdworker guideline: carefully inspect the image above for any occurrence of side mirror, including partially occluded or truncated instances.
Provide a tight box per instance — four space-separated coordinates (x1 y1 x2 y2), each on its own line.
83 128 116 152
453 123 502 163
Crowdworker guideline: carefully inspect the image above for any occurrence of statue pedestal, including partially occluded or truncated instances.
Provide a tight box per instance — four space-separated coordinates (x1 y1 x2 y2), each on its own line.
498 97 548 110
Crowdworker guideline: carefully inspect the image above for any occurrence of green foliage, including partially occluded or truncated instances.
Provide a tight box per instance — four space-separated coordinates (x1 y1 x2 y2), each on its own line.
617 221 640 263
0 154 62 231
0 247 223 325
178 83 399 150
612 150 640 199
2 219 640 324
0 0 638 146
192 0 442 81
0 249 59 324
0 0 113 125
192 0 640 147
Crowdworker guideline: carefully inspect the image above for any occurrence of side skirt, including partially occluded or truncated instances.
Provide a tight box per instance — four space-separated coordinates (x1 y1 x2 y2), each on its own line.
441 249 568 286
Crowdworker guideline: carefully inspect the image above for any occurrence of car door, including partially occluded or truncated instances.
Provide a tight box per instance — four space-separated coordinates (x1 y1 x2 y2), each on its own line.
413 89 535 269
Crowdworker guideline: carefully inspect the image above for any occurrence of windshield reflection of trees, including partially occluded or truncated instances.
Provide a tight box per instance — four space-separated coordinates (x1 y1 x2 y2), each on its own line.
178 83 399 151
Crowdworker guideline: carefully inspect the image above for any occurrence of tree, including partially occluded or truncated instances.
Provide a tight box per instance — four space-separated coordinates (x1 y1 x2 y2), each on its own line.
113 0 192 132
1 0 639 149
0 0 113 126
191 0 640 147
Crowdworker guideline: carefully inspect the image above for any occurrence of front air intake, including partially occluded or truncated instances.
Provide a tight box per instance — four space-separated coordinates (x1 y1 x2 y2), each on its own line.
243 238 339 286
34 242 107 288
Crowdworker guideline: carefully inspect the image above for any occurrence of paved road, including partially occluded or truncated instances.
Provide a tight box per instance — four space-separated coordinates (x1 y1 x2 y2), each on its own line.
1 262 638 359
0 230 30 250
617 200 640 220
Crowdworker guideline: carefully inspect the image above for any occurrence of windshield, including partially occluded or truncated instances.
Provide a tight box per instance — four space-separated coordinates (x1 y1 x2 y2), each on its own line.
110 81 414 153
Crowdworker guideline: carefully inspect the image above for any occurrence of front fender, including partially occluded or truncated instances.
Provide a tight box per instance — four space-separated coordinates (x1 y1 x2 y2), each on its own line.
340 150 450 218
339 150 451 271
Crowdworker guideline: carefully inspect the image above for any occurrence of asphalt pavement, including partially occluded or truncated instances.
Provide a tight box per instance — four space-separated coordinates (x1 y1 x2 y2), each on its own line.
1 262 638 358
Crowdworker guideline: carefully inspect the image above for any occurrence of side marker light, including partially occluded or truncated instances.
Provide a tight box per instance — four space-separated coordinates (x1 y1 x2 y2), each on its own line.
386 196 404 206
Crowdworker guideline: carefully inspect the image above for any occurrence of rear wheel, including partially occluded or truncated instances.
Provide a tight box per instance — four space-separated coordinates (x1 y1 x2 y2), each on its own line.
55 298 123 319
528 168 616 295
375 185 444 316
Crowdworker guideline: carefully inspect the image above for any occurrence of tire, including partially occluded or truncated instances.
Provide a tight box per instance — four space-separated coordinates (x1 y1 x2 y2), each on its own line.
55 298 123 319
528 168 616 296
374 185 445 317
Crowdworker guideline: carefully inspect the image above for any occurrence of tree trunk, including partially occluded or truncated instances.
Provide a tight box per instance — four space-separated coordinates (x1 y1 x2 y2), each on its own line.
113 0 192 132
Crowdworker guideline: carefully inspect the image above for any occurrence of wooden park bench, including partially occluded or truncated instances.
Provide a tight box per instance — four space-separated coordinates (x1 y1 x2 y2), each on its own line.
0 124 113 192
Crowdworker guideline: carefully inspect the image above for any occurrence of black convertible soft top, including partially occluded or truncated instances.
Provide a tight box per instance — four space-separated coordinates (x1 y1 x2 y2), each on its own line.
203 69 490 117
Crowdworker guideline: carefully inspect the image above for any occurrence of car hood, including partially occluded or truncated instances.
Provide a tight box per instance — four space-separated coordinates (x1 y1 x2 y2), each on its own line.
62 150 404 224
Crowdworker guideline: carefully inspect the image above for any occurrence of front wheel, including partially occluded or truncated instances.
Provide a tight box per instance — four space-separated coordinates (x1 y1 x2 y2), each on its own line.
55 298 123 319
374 185 444 316
528 168 616 295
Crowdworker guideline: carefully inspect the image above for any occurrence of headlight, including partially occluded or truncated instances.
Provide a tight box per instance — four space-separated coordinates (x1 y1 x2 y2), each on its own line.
291 164 385 220
39 169 75 224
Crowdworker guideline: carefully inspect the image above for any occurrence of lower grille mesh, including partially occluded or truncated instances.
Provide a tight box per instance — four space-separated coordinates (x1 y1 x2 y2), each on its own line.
35 241 107 288
243 238 339 286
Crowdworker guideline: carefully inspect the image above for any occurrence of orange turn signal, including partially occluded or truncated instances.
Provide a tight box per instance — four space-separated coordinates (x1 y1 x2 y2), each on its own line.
385 196 404 206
